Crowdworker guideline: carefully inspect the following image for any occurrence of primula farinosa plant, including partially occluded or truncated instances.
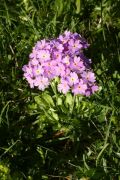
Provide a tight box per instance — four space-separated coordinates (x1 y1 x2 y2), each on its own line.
23 31 98 96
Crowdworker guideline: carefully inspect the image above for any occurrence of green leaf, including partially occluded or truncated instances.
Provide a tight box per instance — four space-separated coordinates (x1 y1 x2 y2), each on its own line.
76 0 81 14
57 97 62 106
54 0 64 17
96 69 102 75
60 105 68 113
37 147 45 164
34 96 42 104
50 111 59 121
65 93 73 107
34 96 47 108
42 93 55 107
8 54 12 61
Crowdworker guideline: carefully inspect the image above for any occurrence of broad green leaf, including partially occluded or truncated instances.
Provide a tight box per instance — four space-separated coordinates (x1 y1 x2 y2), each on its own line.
34 96 47 108
65 93 73 107
42 93 55 107
34 96 42 104
57 97 62 106
50 111 59 121
60 105 68 113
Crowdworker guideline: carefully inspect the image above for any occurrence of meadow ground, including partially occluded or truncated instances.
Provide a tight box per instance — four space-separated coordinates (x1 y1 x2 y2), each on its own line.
0 0 120 179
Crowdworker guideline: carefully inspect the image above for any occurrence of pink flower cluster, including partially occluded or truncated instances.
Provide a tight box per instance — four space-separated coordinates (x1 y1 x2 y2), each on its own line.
22 31 98 96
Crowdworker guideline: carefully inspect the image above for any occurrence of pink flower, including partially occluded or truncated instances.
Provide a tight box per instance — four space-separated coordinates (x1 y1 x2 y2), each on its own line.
33 65 44 76
35 39 50 50
30 59 39 66
58 34 69 44
55 63 65 77
72 80 87 95
53 42 64 52
91 85 99 93
81 71 96 83
68 39 83 53
43 66 56 79
22 64 33 77
64 30 71 37
29 48 37 59
58 79 70 94
37 50 50 62
52 51 62 62
25 76 35 88
71 56 85 72
62 55 70 66
34 76 49 90
68 72 79 86
42 60 58 67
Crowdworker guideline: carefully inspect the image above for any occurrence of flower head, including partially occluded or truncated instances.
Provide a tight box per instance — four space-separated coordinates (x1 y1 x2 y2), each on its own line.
34 76 49 90
68 72 79 86
58 79 70 94
72 80 87 95
23 31 98 96
81 71 96 83
37 50 50 62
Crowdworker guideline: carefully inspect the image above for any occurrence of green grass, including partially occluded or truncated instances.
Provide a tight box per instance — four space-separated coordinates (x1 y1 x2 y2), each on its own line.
0 0 120 179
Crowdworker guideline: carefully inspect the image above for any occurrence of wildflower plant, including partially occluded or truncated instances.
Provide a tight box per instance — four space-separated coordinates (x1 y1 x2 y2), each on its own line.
23 31 98 96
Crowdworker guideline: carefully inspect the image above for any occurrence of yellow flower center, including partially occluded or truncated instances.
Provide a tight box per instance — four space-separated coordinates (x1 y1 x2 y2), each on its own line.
71 78 74 81
36 70 40 74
